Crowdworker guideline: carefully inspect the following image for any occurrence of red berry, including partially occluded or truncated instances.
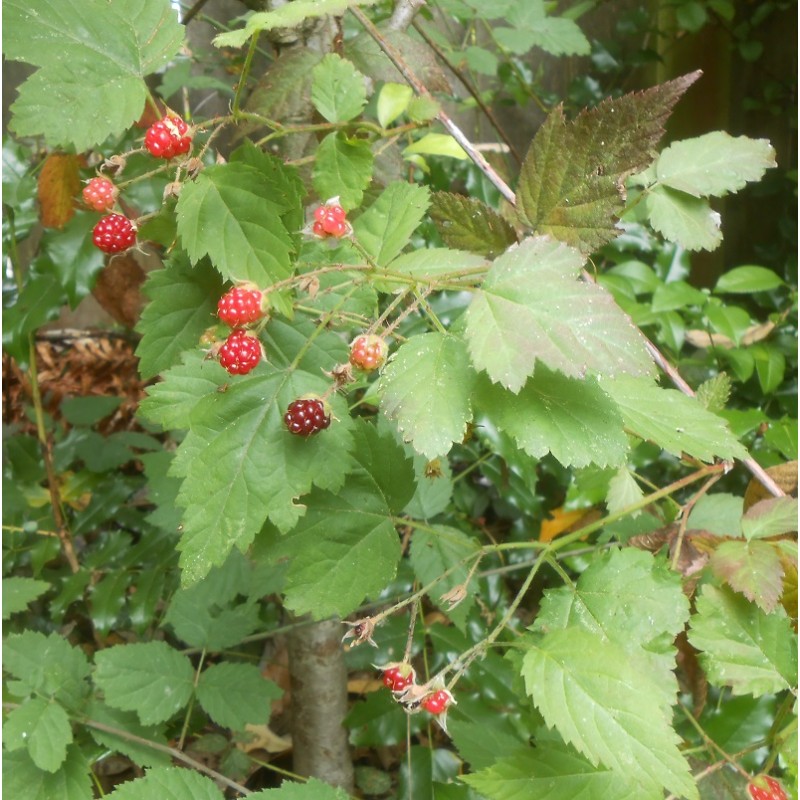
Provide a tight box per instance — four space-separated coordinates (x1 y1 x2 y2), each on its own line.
381 665 415 692
329 205 346 223
350 335 388 372
313 206 327 222
82 177 118 212
422 690 451 715
217 286 264 327
748 776 789 800
144 116 192 159
92 214 136 254
312 220 326 236
311 203 349 238
284 397 331 437
218 329 262 375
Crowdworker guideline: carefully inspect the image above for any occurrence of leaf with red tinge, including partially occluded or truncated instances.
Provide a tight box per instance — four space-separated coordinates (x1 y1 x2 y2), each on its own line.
38 153 80 228
741 497 798 541
516 72 701 252
430 192 518 258
710 539 785 613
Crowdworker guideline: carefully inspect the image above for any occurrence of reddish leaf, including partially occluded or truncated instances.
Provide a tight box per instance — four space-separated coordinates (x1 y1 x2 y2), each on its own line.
710 539 785 613
38 153 81 229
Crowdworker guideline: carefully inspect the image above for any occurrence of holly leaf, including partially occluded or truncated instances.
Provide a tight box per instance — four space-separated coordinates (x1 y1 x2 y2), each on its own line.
465 237 654 392
653 132 776 198
463 742 651 800
312 133 374 210
409 525 479 629
474 368 628 468
174 364 355 585
266 421 414 619
353 182 430 266
710 540 785 614
688 585 798 696
741 497 798 540
196 663 282 731
601 377 749 462
379 333 475 458
104 767 224 800
3 697 72 772
5 0 184 150
516 72 701 252
311 53 367 123
176 163 295 286
93 641 195 726
522 628 698 800
643 185 723 251
430 192 518 258
135 255 223 380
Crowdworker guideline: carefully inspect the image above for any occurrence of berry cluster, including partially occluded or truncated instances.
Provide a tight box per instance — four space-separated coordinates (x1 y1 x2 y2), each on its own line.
382 664 415 693
217 286 264 328
350 335 388 372
748 776 788 800
144 116 193 159
82 177 118 212
284 396 331 437
379 664 455 720
312 202 349 238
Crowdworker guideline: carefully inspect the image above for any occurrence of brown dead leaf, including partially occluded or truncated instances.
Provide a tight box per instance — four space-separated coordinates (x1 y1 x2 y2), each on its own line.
92 255 147 328
744 461 798 511
38 153 81 228
237 724 292 755
685 329 734 349
741 320 776 346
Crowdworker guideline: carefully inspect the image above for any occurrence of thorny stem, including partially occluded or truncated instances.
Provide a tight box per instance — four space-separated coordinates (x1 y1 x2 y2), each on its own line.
678 701 751 779
403 598 419 662
413 288 447 335
671 471 722 570
233 32 260 118
348 6 517 205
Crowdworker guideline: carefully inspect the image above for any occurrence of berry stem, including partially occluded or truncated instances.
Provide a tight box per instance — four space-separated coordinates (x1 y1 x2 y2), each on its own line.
413 287 447 335
177 648 206 752
402 597 419 663
233 32 261 119
671 471 723 571
678 700 751 779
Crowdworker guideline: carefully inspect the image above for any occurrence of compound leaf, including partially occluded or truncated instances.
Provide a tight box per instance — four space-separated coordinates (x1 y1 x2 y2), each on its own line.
379 333 475 458
5 0 183 150
644 185 722 251
465 237 654 392
474 368 628 468
688 585 797 696
517 72 701 252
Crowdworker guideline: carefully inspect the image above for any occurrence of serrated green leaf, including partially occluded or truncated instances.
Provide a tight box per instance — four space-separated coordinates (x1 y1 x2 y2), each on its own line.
379 333 475 458
85 698 170 768
655 132 776 198
522 628 698 799
353 182 430 266
4 631 90 707
688 584 797 696
605 467 644 516
4 698 72 772
601 377 749 462
741 497 798 541
311 53 366 123
406 95 441 123
248 777 352 799
409 525 479 628
377 248 487 292
695 372 732 412
266 422 414 618
753 345 786 394
494 0 590 57
714 265 785 294
105 767 224 800
644 185 722 251
687 492 743 536
710 539 785 614
2 577 50 619
175 365 354 584
214 0 380 48
5 0 183 150
377 83 413 127
165 592 261 651
465 237 654 392
196 662 282 731
462 742 651 800
430 192 518 258
245 48 321 123
404 133 468 160
176 163 295 286
517 73 700 252
312 132 374 210
138 350 231 431
135 255 223 380
93 642 195 726
474 368 628 468
3 745 92 800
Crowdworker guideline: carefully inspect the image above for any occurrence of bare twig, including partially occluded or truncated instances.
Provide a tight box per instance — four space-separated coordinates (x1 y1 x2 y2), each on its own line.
348 7 517 205
387 0 427 31
671 472 723 570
